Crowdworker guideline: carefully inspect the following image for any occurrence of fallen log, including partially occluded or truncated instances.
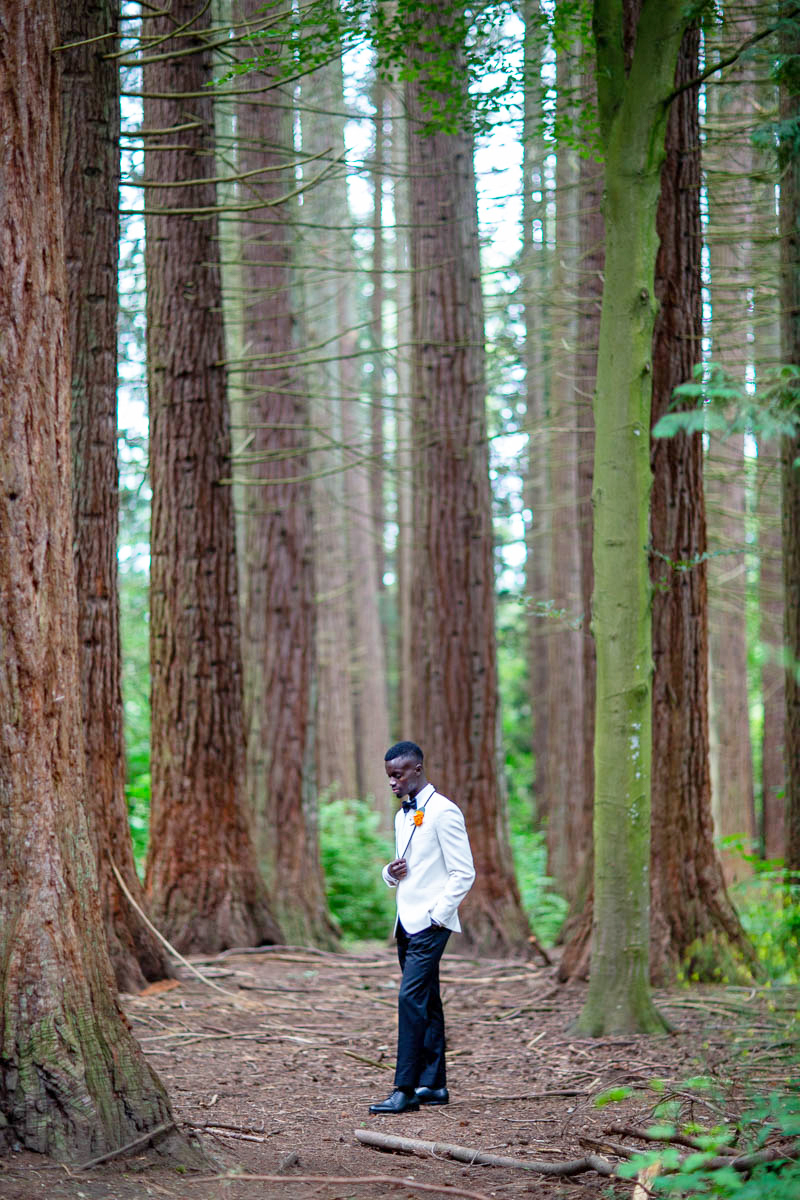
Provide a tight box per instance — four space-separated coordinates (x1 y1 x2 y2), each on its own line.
355 1129 615 1177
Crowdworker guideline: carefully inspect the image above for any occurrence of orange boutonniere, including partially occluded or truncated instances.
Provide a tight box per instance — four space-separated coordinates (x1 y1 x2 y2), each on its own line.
413 810 424 826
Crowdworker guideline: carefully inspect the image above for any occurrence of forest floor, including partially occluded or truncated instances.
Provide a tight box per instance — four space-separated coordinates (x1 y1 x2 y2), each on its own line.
0 943 797 1200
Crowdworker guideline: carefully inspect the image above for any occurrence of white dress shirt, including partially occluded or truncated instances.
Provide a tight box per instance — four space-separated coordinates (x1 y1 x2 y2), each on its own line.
382 783 475 934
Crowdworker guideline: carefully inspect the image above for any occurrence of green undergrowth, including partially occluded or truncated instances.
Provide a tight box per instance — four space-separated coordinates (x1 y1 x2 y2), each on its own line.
318 794 396 943
727 853 800 986
598 1068 800 1200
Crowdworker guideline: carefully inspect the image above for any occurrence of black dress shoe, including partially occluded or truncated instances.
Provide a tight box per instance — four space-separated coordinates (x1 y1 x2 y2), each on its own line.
415 1086 449 1105
369 1089 420 1114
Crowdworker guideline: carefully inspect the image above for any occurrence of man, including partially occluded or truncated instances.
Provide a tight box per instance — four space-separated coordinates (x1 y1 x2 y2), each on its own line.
369 741 475 1115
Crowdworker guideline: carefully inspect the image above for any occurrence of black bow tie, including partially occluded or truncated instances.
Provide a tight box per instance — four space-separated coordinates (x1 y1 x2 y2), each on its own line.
402 797 417 814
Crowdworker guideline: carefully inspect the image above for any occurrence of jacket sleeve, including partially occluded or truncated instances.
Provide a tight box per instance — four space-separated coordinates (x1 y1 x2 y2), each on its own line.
429 804 475 925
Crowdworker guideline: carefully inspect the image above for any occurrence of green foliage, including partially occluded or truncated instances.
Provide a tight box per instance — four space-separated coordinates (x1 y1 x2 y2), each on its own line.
508 811 569 947
318 795 396 943
652 362 800 444
594 1085 633 1107
119 560 151 878
219 0 598 142
496 594 569 946
613 1085 800 1199
727 850 800 984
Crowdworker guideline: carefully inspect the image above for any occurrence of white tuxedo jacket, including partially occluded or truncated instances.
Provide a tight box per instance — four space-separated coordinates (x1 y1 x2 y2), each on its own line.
382 783 475 935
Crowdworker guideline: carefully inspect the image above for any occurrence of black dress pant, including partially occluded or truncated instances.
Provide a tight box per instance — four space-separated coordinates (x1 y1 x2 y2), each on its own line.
394 921 451 1092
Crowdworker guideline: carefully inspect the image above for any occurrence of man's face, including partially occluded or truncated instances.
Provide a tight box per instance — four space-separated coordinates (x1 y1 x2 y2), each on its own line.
385 756 422 800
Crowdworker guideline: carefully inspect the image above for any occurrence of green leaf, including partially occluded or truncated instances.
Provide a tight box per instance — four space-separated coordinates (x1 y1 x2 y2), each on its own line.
593 1085 633 1107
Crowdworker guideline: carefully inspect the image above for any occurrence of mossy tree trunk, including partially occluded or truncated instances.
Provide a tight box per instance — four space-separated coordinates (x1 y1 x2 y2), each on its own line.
406 3 530 955
142 0 281 952
0 0 177 1158
60 0 172 992
576 0 689 1035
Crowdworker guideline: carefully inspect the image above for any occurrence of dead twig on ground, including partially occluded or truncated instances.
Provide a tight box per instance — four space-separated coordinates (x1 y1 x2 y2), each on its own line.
188 1170 495 1199
603 1123 738 1154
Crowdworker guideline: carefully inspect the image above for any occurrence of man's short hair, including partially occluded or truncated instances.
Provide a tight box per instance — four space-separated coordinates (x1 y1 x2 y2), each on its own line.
384 740 423 764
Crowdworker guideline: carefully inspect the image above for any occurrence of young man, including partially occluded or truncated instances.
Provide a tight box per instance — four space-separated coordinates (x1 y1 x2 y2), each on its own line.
369 741 475 1114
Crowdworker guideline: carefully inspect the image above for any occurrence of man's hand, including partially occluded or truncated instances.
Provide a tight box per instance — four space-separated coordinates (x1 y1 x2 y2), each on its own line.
387 857 408 881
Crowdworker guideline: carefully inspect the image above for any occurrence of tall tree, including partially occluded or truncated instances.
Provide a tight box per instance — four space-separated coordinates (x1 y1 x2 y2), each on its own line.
234 0 337 947
778 23 800 874
0 0 178 1156
555 40 603 971
142 0 281 951
704 24 758 880
543 52 587 902
405 3 530 954
649 24 754 983
576 0 690 1035
521 0 552 814
297 56 361 803
759 441 786 859
60 0 171 991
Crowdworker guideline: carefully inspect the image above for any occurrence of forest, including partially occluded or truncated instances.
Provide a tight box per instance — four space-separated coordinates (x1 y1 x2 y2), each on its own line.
1 0 799 1196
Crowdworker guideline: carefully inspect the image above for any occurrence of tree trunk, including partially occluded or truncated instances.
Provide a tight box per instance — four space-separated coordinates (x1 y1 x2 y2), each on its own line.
234 0 337 947
405 5 530 955
0 0 179 1157
543 53 586 902
758 439 786 859
704 27 758 882
142 0 281 952
341 339 393 815
298 59 360 802
392 87 415 738
370 79 388 596
556 46 603 967
60 0 172 992
576 0 689 1036
521 0 551 817
649 24 754 985
779 34 800 875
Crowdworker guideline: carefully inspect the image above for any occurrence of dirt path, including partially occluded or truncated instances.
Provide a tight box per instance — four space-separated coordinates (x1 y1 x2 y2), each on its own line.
1 944 796 1199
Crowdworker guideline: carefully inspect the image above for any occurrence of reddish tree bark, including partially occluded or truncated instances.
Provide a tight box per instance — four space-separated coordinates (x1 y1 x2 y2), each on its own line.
60 0 171 991
0 0 178 1157
704 20 758 880
521 0 551 815
758 442 786 859
298 61 360 803
405 6 529 954
142 0 280 952
649 26 753 983
555 52 602 964
235 0 337 946
543 54 586 902
779 32 800 875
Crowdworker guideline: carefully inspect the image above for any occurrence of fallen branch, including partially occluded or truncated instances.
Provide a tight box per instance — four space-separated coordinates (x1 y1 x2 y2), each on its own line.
603 1123 738 1155
111 859 242 1002
189 1171 495 1200
355 1128 615 1177
591 1132 800 1175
